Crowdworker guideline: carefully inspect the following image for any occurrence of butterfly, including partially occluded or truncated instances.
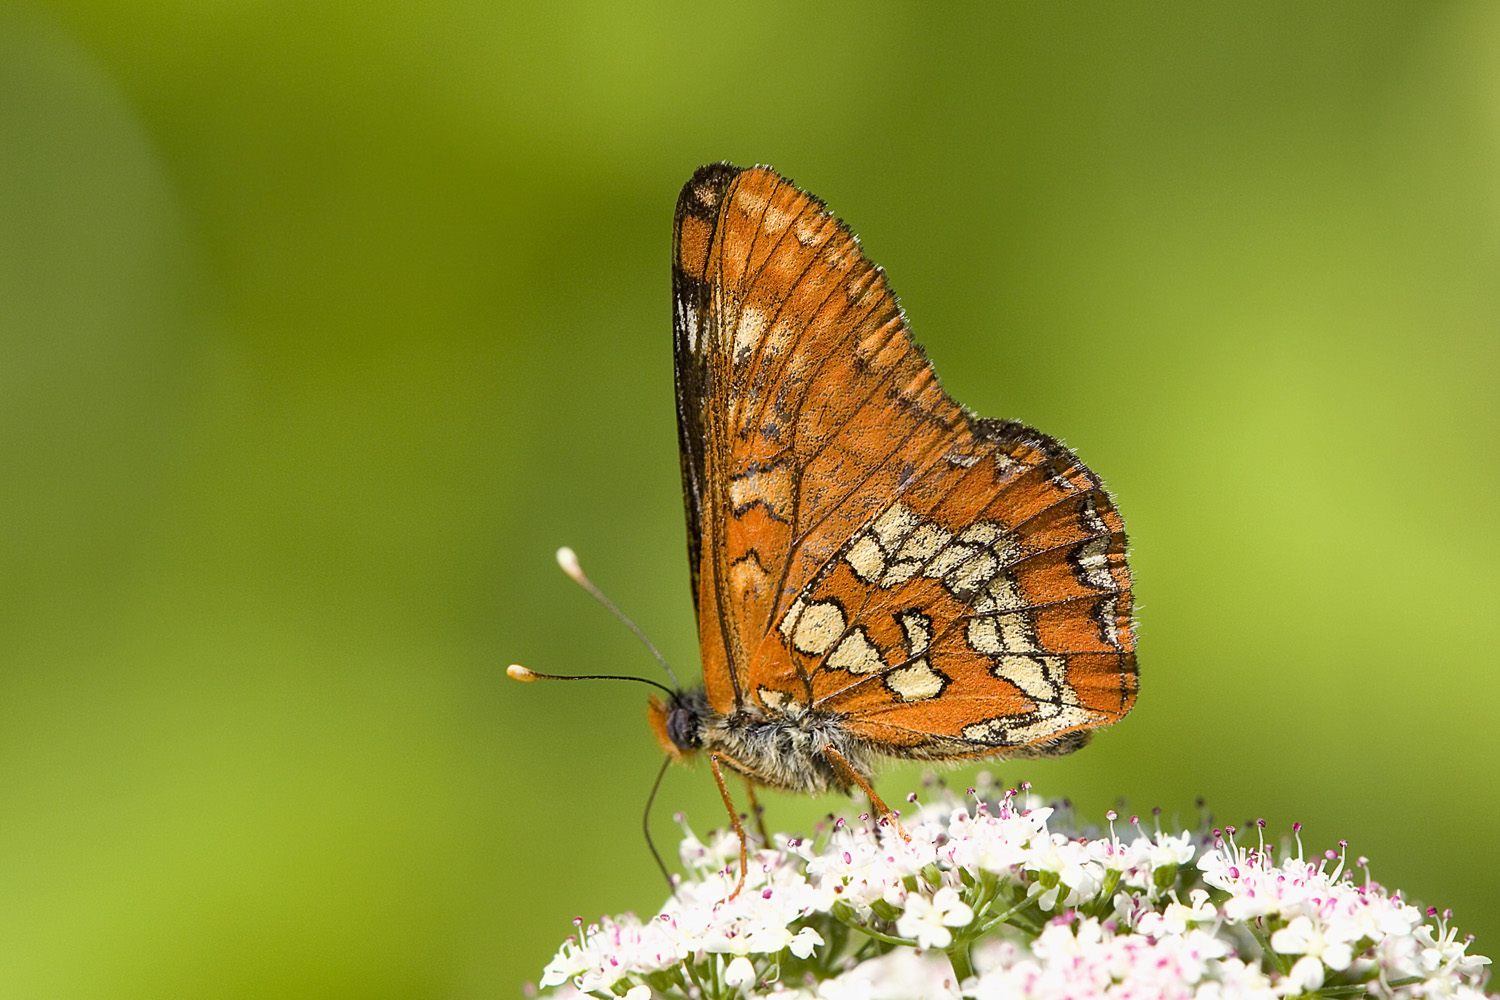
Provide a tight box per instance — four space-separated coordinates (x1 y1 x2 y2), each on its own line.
652 163 1137 895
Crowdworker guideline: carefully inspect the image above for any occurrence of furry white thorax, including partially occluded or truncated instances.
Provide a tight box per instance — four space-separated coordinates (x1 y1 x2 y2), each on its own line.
663 688 877 794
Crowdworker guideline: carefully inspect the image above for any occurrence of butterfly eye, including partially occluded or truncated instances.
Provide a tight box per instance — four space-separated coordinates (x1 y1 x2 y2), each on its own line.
666 704 701 751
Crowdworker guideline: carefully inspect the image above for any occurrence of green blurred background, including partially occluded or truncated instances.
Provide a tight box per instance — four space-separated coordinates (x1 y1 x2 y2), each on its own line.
2 1 1497 995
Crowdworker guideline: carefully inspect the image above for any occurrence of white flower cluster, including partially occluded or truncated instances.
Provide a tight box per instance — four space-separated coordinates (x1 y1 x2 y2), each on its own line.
536 782 1492 1000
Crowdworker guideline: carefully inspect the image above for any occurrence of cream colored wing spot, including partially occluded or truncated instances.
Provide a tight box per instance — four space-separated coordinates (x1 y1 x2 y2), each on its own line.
996 655 1093 739
962 654 1097 745
826 627 883 674
734 184 769 218
1071 536 1116 590
1094 595 1124 649
967 611 1040 655
955 521 1007 547
945 445 981 468
993 654 1061 703
1079 495 1109 536
732 303 771 364
845 534 886 583
728 557 771 608
931 523 1020 597
756 686 805 713
728 462 794 521
692 175 725 209
884 522 953 585
960 703 1094 745
792 213 823 247
676 296 700 351
970 572 1025 614
782 598 846 656
897 610 932 656
926 525 992 569
886 661 946 702
962 718 1009 743
872 503 921 548
762 198 793 233
1005 704 1097 743
938 533 991 575
934 547 998 593
884 609 944 702
779 595 805 638
843 502 920 584
845 503 1024 596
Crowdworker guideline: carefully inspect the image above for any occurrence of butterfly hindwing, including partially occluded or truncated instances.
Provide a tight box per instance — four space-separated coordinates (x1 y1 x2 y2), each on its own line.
671 163 1135 755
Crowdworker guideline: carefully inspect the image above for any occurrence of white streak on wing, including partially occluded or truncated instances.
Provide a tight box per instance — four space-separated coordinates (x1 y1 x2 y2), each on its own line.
1075 537 1115 590
1080 495 1109 535
678 298 699 351
733 304 770 362
1004 704 1097 743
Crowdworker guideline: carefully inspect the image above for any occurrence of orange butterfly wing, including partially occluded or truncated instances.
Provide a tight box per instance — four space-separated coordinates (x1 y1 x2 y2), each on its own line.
672 164 1135 759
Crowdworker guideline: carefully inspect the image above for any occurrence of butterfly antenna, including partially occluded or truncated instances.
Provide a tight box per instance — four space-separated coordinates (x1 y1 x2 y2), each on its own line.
555 546 681 690
506 664 674 697
644 754 677 896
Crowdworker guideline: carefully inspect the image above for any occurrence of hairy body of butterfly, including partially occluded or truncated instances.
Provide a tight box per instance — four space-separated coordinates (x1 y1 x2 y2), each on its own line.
656 163 1138 896
651 688 875 794
650 674 1091 795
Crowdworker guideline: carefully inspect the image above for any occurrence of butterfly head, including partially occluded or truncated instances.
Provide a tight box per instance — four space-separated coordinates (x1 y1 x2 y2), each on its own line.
647 688 708 759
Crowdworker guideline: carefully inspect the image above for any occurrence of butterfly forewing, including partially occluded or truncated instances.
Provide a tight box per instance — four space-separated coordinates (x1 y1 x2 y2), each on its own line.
672 163 1135 756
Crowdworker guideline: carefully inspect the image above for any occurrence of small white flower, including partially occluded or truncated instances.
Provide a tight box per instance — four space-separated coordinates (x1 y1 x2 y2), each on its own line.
1269 912 1355 972
1148 829 1197 868
896 886 974 950
1414 919 1494 981
537 940 584 988
1279 954 1327 995
532 786 1493 1000
1135 887 1217 937
882 820 942 878
790 926 825 959
1026 835 1104 908
724 955 757 989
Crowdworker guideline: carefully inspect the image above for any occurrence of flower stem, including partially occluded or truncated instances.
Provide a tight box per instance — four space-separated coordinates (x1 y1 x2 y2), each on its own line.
830 901 920 948
944 942 976 983
975 896 1039 935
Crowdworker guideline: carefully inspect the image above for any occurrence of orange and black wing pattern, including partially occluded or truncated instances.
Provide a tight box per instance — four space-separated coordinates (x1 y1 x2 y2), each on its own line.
672 164 1135 758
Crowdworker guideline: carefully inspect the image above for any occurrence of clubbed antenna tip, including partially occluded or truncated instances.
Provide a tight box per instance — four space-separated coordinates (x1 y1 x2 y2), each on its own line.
552 544 680 690
555 546 584 581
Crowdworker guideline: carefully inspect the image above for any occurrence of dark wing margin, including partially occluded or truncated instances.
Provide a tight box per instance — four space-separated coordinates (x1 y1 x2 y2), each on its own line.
672 163 742 614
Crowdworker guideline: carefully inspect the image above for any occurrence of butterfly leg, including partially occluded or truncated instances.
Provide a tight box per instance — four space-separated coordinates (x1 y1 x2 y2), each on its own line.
821 746 911 842
707 752 749 900
741 777 771 844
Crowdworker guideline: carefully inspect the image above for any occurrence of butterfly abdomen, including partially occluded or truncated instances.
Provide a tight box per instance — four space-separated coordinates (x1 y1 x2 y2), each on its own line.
648 688 877 795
